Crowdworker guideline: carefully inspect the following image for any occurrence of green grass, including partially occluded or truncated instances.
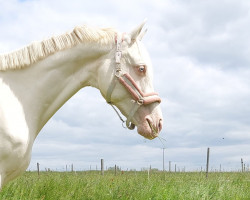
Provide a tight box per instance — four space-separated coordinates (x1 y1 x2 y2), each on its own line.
1 171 249 200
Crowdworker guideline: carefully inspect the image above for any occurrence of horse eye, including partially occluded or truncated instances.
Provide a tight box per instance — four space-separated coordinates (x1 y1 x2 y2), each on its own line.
139 66 145 72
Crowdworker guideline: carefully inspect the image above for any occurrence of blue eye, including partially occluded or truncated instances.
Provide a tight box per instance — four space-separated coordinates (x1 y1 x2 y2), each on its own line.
139 66 145 72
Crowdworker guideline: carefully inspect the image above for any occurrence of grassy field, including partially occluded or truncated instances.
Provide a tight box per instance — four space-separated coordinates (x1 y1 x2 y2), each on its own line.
0 171 249 200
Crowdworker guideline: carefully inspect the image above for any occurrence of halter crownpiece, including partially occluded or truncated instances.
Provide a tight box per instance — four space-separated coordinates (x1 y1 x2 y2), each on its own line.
106 33 161 130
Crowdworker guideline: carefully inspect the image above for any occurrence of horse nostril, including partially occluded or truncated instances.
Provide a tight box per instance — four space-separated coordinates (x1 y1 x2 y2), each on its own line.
158 119 163 132
145 116 163 134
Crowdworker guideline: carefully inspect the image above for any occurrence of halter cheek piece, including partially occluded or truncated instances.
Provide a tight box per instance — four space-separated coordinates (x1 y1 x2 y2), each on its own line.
106 33 161 130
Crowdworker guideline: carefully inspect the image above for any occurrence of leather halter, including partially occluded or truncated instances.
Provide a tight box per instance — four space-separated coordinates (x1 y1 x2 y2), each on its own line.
106 33 161 129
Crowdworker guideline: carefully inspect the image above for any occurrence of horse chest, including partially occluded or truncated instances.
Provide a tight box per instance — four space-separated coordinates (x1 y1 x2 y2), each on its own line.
0 80 31 163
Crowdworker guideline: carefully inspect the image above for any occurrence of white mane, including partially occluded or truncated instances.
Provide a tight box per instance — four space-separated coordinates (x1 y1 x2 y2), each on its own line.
0 25 116 71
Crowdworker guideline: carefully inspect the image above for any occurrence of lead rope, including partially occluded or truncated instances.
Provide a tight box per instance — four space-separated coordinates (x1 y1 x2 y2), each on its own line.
110 104 126 128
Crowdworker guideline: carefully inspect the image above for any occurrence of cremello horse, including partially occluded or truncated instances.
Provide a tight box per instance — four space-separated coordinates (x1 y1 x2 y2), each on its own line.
0 21 162 189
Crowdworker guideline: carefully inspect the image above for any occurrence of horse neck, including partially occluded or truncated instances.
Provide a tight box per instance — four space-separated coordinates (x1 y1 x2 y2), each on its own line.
1 44 111 137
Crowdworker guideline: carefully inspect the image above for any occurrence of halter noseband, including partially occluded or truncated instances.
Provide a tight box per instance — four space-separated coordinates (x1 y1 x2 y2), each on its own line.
106 33 161 130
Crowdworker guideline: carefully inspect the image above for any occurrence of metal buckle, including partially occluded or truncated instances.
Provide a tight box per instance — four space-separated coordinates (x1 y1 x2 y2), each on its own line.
137 98 144 105
115 68 122 77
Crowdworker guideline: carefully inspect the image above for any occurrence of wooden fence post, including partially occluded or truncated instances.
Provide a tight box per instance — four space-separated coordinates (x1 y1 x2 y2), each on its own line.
206 147 210 178
101 159 104 175
115 164 117 176
162 148 165 172
37 162 40 177
241 158 244 172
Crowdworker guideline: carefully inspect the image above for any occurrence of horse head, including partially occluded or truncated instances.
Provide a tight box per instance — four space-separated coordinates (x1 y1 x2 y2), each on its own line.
99 21 163 139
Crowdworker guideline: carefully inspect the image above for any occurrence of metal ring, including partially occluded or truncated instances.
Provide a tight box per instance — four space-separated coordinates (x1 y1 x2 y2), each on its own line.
137 99 144 105
126 121 135 130
122 121 127 129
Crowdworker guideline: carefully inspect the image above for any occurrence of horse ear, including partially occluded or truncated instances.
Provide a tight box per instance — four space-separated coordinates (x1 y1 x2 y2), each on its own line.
129 19 147 41
138 28 147 41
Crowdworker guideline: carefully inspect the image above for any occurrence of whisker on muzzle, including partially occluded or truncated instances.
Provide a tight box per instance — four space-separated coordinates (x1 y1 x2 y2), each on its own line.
147 120 158 138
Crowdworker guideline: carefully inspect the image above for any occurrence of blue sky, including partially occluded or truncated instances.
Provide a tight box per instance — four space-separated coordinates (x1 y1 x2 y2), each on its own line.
1 0 250 171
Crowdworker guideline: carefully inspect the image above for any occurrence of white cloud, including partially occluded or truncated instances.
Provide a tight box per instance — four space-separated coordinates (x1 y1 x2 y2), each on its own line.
160 0 250 68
